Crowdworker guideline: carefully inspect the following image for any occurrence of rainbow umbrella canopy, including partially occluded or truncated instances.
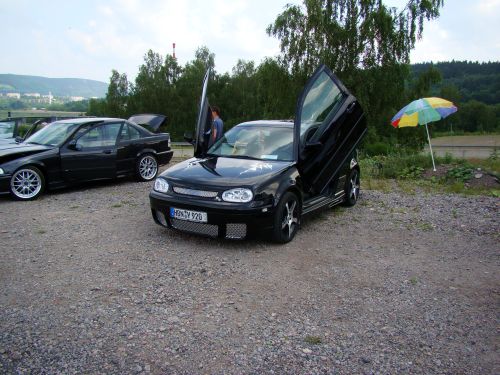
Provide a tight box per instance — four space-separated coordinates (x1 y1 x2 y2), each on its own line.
391 97 458 171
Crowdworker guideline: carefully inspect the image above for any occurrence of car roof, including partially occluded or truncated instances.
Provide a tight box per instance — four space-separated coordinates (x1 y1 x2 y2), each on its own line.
55 117 121 124
237 120 293 127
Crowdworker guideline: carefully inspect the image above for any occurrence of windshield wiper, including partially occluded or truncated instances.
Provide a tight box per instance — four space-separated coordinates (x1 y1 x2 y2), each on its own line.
225 154 261 160
26 141 43 145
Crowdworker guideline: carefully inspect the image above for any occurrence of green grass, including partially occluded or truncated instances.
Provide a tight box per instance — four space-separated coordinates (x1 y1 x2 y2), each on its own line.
360 151 498 196
304 335 322 345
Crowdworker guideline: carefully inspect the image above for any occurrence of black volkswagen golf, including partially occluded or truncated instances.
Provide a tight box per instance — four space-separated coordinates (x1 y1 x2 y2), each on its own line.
150 65 367 243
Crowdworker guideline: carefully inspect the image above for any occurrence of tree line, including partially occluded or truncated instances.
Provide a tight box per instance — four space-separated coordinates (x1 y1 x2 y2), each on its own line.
87 0 499 152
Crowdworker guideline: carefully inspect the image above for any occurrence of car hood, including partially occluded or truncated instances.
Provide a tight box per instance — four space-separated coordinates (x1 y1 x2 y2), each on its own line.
0 142 54 163
160 156 295 187
0 138 16 145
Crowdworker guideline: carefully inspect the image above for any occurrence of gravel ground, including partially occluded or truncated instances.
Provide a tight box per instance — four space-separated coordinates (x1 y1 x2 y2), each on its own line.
0 165 499 374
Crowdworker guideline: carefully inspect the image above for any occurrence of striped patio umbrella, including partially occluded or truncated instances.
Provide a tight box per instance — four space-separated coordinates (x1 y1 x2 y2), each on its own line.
391 97 458 171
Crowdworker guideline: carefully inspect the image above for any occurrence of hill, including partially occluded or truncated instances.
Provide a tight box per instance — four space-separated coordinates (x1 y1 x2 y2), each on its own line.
0 74 108 98
411 61 500 105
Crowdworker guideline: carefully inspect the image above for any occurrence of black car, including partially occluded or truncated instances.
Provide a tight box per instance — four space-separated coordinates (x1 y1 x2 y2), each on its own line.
150 65 367 243
0 114 173 200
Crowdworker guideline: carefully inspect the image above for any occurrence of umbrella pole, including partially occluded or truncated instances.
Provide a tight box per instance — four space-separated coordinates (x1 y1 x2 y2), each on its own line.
425 122 437 171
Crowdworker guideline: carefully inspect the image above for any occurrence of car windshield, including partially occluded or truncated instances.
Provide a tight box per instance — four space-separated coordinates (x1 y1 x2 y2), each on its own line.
208 124 293 161
24 121 82 146
0 121 15 139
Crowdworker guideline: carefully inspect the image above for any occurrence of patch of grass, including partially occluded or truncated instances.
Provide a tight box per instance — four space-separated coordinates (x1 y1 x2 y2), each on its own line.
452 209 458 218
304 335 322 345
396 180 416 195
409 277 418 285
417 221 433 231
111 203 122 208
69 205 80 209
36 229 46 234
364 177 392 192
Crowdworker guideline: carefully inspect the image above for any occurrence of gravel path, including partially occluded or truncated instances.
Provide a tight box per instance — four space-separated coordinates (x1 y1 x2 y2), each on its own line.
0 169 498 374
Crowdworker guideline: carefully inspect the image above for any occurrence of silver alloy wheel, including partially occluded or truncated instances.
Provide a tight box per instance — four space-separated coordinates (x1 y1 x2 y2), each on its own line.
139 155 158 180
349 173 360 201
11 168 43 199
281 200 298 239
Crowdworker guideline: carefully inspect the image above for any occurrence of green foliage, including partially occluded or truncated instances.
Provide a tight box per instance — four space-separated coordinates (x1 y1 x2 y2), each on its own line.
363 141 390 156
446 165 473 182
360 152 433 179
399 166 424 179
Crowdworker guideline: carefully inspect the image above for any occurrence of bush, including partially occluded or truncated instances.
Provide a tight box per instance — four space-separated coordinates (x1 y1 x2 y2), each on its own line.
363 141 390 156
446 165 473 182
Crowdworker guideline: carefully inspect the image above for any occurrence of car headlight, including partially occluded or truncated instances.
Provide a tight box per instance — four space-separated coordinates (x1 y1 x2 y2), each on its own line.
154 178 169 193
0 168 4 175
222 188 253 203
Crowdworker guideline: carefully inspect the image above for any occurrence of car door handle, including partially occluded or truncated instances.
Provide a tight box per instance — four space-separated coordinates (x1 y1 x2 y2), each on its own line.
346 102 356 113
103 149 112 154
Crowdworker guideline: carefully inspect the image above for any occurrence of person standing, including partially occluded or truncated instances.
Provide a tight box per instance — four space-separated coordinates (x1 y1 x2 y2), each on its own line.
209 106 224 147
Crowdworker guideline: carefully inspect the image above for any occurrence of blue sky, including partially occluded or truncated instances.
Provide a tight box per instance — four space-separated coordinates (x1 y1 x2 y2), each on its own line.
0 0 498 82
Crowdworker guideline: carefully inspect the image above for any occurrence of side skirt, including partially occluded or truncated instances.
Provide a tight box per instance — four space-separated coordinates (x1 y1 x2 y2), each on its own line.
302 192 345 215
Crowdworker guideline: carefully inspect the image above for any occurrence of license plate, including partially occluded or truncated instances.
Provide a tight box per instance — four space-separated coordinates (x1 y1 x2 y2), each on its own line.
170 207 207 223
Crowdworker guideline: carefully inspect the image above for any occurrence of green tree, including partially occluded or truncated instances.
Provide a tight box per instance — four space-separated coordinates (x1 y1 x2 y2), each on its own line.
267 0 446 148
106 69 129 117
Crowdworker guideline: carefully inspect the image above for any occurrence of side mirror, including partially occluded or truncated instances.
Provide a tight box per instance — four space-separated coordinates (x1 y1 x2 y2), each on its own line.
68 140 82 151
15 136 23 143
183 131 194 144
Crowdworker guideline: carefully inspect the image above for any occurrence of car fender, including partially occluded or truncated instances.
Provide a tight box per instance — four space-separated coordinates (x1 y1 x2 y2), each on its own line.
136 148 159 159
272 166 303 209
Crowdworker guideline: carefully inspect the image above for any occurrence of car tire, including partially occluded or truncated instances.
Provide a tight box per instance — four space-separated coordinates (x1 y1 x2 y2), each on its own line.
272 191 300 243
136 154 158 181
344 168 360 206
10 166 45 200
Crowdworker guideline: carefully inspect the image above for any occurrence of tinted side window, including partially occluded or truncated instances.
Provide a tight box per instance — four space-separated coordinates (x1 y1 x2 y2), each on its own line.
129 125 141 140
102 123 122 146
120 124 141 141
77 126 105 148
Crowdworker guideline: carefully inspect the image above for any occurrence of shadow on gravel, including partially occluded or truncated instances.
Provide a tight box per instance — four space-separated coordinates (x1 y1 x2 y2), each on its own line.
0 176 148 203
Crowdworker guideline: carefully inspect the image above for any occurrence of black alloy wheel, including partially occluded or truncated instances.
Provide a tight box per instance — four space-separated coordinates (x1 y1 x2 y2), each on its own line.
137 154 158 181
272 191 300 243
344 168 360 206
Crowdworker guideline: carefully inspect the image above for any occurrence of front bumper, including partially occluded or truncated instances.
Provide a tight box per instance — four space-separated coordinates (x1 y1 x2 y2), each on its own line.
149 190 275 240
0 174 11 194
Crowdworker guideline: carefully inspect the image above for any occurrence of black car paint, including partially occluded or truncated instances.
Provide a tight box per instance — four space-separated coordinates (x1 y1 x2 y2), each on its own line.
0 118 173 196
150 65 366 240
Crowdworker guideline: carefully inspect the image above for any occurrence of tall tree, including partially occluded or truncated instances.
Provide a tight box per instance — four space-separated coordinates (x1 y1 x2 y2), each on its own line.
267 0 445 144
105 69 128 117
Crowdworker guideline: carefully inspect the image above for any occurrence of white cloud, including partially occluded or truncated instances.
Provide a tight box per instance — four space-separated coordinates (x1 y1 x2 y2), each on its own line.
476 0 500 13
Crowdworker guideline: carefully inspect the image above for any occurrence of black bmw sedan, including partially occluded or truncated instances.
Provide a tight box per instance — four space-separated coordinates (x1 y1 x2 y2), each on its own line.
150 65 367 243
0 114 172 200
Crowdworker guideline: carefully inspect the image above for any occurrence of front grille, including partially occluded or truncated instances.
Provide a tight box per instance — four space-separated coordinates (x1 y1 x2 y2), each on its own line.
173 186 218 198
226 223 247 239
170 218 219 237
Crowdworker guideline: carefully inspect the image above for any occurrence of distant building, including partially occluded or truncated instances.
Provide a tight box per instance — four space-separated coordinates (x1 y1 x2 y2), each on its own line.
70 96 85 102
24 93 41 98
6 92 21 99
